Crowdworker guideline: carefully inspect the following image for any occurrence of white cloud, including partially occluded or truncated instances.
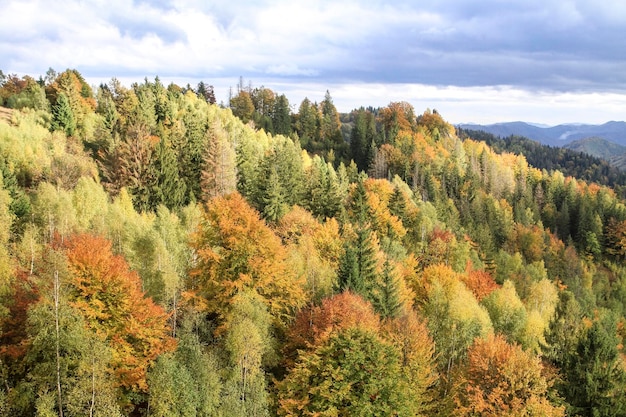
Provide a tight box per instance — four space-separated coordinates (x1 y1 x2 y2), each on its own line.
2 0 626 124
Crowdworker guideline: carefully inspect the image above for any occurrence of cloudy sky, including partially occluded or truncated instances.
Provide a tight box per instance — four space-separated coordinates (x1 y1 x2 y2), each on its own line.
1 0 625 125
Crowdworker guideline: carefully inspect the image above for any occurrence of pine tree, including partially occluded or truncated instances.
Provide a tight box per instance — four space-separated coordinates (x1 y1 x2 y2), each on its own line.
259 166 287 223
295 97 320 150
350 108 368 171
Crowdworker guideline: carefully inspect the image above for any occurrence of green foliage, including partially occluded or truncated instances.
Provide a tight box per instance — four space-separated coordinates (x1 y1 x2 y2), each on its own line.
559 312 626 416
51 93 76 137
277 327 414 417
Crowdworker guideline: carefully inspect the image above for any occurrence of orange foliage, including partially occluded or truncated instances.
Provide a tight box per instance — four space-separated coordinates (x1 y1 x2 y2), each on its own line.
287 292 380 353
275 205 321 245
378 101 416 133
455 334 564 417
461 266 499 301
190 192 306 330
383 310 435 371
0 270 38 361
62 233 175 391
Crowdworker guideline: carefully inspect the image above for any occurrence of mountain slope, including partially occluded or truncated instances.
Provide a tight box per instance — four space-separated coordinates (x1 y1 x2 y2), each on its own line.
458 121 626 147
564 136 626 161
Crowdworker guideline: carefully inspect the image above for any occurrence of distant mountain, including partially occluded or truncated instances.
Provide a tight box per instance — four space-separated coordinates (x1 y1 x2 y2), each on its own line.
564 137 626 160
458 121 626 147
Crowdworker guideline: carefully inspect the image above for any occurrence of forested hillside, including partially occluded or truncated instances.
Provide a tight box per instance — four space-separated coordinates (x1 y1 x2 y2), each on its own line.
1 70 626 417
459 128 626 198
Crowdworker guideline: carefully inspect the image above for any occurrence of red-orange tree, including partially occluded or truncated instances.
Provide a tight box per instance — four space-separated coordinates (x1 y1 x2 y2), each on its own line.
287 292 380 349
61 233 175 392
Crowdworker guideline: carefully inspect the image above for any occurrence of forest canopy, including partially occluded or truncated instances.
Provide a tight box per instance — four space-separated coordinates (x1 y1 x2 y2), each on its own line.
1 69 625 416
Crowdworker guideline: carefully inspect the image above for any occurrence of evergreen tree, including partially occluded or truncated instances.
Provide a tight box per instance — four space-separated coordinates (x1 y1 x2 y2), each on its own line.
561 312 626 416
295 97 320 150
372 257 402 319
196 81 216 104
51 93 76 137
337 226 379 300
152 138 186 210
271 94 291 136
259 165 288 223
319 90 344 155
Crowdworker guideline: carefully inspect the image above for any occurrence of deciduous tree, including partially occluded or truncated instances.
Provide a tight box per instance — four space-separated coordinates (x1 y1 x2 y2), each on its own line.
455 334 564 417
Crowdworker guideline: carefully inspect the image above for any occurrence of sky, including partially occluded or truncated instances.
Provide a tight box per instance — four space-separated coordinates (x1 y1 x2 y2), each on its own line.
1 0 626 125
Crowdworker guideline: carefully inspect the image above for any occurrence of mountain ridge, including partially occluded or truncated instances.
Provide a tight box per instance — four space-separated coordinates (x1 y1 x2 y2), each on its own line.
458 120 626 147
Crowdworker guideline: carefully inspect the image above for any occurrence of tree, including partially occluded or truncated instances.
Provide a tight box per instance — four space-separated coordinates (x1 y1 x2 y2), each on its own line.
418 264 493 384
151 137 187 210
481 280 527 344
318 90 344 154
295 98 320 150
272 94 292 136
200 122 237 201
189 192 305 332
337 226 380 300
230 90 255 123
61 234 175 394
277 327 414 417
196 81 216 104
17 248 122 417
285 291 380 358
382 311 437 415
350 108 377 172
371 257 403 319
221 291 271 417
455 334 564 417
51 93 76 137
559 312 626 417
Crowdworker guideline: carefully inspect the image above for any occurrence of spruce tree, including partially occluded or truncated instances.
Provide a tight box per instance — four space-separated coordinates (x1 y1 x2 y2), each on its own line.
372 257 402 319
51 93 76 136
152 138 186 210
561 312 626 417
271 94 291 136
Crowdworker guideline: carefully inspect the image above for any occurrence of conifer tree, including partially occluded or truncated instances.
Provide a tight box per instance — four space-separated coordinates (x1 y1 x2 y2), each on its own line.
51 93 76 137
272 94 291 136
560 312 626 416
295 97 320 150
337 226 379 301
152 138 186 210
372 257 402 319
200 123 237 201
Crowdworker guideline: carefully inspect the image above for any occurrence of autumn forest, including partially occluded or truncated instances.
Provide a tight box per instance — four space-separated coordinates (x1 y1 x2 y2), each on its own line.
1 69 626 416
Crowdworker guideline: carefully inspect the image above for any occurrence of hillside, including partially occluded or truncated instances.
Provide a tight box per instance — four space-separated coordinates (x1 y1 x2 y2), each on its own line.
458 128 626 197
564 136 626 170
1 71 626 416
459 120 626 147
